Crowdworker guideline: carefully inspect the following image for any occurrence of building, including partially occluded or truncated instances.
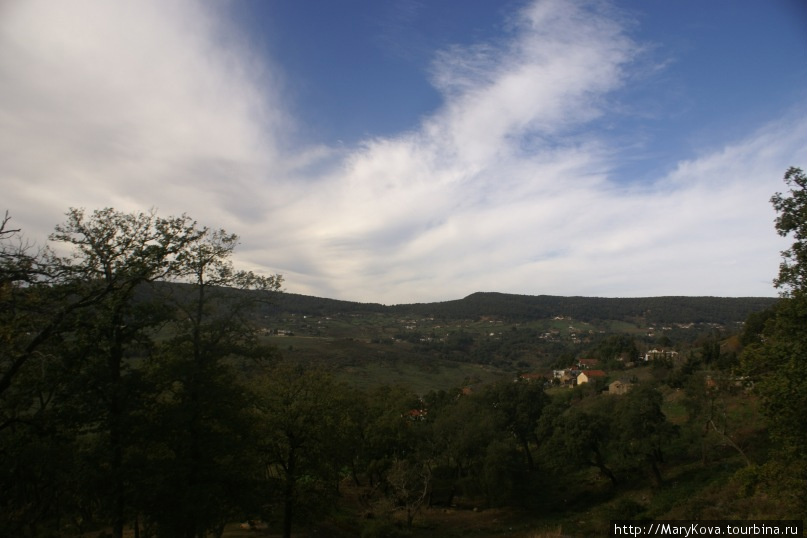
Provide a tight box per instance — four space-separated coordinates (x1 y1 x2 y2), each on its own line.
577 370 606 385
644 349 678 361
577 358 600 369
608 379 633 395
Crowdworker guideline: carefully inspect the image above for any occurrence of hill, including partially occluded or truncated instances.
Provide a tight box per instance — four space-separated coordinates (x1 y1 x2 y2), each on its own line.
262 290 778 324
253 290 778 393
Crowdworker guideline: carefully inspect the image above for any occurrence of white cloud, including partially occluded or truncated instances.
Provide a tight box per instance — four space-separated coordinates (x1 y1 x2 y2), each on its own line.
427 0 633 167
0 0 289 236
1 0 804 304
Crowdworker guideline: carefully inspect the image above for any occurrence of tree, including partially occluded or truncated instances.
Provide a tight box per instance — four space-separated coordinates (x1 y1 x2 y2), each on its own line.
253 363 350 538
1 208 207 536
359 385 423 488
427 393 498 505
0 212 111 535
771 167 807 294
483 379 548 471
681 372 752 467
0 211 49 419
385 457 431 528
591 334 638 365
0 210 92 402
739 167 807 517
612 386 677 487
542 405 618 485
753 168 807 445
0 264 81 537
48 208 203 538
1 208 284 536
136 228 281 538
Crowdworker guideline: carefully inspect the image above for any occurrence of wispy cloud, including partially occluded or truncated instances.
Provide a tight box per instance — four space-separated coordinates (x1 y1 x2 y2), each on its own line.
1 0 804 303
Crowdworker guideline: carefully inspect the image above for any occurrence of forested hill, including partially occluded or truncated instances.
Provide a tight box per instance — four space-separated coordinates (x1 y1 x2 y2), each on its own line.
262 290 778 324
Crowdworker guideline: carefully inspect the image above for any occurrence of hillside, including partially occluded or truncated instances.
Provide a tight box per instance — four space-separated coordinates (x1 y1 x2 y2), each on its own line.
253 290 779 394
262 290 778 324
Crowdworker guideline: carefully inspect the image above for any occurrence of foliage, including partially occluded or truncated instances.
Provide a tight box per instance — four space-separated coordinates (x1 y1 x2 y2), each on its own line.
739 166 807 518
253 362 352 538
681 372 752 466
541 403 618 485
771 167 807 294
612 386 678 487
590 333 638 364
483 379 548 471
0 208 282 538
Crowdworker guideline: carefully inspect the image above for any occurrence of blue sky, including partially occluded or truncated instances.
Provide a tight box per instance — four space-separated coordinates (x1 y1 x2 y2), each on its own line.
238 1 806 151
2 0 806 303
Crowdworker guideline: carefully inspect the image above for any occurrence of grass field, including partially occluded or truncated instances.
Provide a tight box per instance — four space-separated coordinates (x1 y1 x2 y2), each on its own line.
263 334 511 394
337 359 508 394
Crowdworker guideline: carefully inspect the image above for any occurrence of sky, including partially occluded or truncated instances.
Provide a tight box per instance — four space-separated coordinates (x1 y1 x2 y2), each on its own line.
2 0 806 304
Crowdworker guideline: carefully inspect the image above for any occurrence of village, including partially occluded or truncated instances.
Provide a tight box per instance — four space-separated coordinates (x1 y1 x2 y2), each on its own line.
518 349 681 392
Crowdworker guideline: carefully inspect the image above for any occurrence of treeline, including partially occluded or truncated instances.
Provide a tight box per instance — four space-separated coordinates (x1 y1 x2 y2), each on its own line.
259 291 387 317
393 292 778 324
259 290 777 325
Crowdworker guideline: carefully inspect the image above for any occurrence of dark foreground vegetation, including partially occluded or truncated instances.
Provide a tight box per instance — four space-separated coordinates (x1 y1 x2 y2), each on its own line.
2 167 806 537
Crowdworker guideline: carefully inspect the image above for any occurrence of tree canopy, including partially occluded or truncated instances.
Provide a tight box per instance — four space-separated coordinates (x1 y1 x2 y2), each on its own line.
740 166 807 519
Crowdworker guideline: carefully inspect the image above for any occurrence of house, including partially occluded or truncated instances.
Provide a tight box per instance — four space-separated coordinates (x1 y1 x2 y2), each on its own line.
704 375 753 392
577 358 600 369
404 408 428 421
560 369 580 385
577 370 606 385
644 348 679 362
608 379 632 395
